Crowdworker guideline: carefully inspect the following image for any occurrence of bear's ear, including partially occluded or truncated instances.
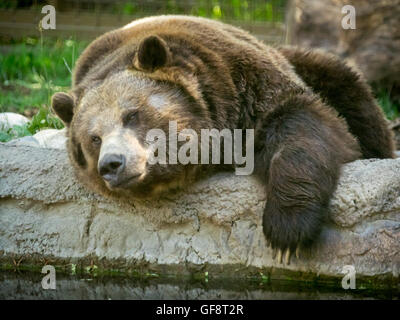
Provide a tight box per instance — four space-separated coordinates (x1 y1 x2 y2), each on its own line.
134 35 170 72
51 92 75 126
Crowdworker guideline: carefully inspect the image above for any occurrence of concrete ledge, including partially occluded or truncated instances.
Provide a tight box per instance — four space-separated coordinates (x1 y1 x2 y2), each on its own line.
0 142 399 283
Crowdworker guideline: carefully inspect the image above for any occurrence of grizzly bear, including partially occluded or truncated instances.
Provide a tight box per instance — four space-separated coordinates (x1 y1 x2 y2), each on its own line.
51 15 395 264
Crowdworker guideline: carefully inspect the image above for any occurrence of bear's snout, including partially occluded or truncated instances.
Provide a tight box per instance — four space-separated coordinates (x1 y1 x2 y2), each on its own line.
98 153 127 186
96 129 148 189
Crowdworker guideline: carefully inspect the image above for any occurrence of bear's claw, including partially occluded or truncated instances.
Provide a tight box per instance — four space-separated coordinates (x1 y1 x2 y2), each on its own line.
271 246 300 265
296 246 300 259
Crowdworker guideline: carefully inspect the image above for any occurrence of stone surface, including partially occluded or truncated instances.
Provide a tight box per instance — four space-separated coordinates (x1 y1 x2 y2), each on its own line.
0 143 399 281
0 112 29 131
286 0 400 103
6 136 40 148
33 128 67 149
6 128 67 149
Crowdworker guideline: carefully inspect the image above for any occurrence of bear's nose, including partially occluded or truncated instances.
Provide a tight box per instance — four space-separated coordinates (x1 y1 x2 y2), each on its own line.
98 154 126 181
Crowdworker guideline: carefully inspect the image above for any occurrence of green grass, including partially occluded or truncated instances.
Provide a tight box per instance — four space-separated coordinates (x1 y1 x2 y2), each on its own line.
118 0 287 22
0 124 31 142
0 37 87 112
376 90 399 120
0 37 87 141
0 35 399 143
0 108 65 142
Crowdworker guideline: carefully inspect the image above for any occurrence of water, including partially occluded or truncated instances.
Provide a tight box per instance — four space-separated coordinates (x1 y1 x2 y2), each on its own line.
0 271 397 300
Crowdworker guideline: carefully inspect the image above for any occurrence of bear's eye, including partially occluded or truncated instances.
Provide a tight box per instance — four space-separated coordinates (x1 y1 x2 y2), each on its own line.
127 112 137 121
124 110 139 126
91 135 101 146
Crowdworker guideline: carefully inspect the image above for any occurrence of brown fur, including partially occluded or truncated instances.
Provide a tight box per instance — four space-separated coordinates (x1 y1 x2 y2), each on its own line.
52 15 395 255
278 46 395 159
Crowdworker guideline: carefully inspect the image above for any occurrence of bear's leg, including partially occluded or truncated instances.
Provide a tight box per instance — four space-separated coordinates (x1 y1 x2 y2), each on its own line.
254 93 361 264
279 46 395 159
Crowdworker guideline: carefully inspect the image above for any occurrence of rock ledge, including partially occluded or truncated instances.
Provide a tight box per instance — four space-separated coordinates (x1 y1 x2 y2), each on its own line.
0 140 399 284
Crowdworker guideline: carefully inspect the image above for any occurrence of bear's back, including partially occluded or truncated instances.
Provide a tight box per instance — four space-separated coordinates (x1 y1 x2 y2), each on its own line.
73 15 268 88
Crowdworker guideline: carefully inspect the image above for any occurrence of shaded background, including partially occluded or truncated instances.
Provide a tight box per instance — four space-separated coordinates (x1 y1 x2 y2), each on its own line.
0 0 399 144
0 0 287 41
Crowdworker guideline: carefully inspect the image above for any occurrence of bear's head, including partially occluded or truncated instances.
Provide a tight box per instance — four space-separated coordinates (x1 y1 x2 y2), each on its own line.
51 35 213 199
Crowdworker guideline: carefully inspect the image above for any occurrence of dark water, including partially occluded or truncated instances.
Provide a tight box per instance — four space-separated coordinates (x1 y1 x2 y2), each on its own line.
0 271 398 300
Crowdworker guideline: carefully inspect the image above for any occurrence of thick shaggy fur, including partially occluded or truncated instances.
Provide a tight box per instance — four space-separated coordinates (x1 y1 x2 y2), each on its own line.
52 15 395 257
279 47 395 159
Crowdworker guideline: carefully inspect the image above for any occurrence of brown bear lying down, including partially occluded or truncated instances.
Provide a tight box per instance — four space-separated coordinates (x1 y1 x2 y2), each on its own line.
51 15 395 265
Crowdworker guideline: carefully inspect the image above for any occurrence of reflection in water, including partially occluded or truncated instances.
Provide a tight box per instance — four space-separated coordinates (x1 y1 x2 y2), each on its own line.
0 272 397 300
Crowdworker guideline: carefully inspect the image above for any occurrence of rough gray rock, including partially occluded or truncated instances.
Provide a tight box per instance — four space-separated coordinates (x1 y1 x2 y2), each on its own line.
32 128 67 149
6 136 40 148
0 143 399 282
6 128 67 149
0 112 29 131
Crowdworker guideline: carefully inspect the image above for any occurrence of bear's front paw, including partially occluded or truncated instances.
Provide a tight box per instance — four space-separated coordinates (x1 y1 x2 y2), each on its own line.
262 197 326 265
